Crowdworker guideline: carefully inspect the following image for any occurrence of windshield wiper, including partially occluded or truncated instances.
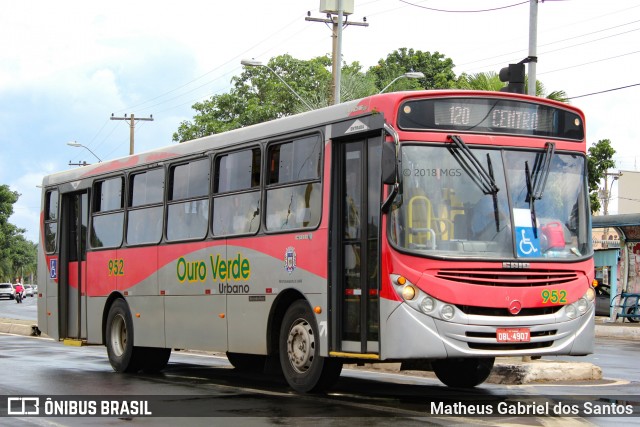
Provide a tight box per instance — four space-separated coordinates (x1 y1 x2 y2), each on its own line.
447 135 499 195
531 142 555 200
525 142 555 238
448 135 501 233
524 161 538 238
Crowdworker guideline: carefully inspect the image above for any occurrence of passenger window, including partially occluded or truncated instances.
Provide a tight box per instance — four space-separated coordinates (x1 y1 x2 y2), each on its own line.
44 189 59 253
127 168 165 245
266 135 322 232
212 148 261 237
167 159 210 241
91 177 124 248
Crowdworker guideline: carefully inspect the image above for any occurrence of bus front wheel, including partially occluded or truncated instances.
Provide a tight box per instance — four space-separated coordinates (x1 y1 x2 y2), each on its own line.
279 300 342 393
105 299 142 373
432 357 495 388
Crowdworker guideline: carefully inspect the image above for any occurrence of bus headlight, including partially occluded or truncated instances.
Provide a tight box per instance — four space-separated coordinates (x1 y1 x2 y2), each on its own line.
440 304 455 321
402 285 417 301
420 297 435 313
585 287 596 302
576 297 588 314
566 304 577 319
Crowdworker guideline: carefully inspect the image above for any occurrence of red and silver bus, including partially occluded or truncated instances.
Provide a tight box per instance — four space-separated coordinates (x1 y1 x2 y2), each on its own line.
38 90 594 391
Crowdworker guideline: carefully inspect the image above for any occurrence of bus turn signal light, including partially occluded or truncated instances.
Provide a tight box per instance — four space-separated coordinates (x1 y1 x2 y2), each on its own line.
314 306 322 314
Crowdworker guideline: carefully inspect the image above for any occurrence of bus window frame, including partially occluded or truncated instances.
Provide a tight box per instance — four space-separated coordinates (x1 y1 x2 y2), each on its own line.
43 188 60 254
212 145 262 238
165 156 211 243
263 132 324 234
125 166 166 247
89 175 126 250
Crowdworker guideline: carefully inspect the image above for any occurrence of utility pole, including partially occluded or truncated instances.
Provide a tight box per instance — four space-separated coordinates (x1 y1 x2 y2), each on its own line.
110 113 154 155
306 1 367 104
602 171 622 216
527 0 538 96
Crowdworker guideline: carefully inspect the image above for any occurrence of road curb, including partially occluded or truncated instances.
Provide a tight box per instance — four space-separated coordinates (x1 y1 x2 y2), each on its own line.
0 321 36 336
595 323 640 340
344 359 603 384
0 318 611 385
488 360 602 384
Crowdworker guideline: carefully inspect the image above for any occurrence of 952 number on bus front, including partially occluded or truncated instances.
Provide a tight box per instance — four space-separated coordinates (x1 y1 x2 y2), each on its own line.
541 289 567 304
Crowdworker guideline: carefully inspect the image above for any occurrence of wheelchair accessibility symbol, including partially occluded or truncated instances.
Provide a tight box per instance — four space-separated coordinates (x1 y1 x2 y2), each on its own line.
516 227 540 257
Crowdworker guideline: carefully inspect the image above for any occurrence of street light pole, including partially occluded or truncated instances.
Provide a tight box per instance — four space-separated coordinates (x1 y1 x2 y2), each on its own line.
240 60 313 111
379 72 425 94
67 141 102 163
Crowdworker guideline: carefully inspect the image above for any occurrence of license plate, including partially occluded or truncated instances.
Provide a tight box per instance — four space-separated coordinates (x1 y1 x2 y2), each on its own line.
496 328 530 343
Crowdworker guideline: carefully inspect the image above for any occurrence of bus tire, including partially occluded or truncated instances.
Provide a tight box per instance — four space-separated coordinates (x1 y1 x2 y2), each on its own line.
279 300 342 393
226 352 266 373
432 357 495 388
105 299 142 373
140 347 171 374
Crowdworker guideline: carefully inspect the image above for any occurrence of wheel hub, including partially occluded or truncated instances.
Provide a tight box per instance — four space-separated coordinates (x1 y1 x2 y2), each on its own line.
110 314 127 357
287 319 315 373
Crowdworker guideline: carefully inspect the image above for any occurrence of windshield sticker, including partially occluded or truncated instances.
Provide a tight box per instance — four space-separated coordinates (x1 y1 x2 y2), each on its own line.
514 208 541 258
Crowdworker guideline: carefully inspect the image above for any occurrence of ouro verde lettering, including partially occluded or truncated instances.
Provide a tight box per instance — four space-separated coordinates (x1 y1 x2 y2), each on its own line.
209 253 250 281
176 257 207 283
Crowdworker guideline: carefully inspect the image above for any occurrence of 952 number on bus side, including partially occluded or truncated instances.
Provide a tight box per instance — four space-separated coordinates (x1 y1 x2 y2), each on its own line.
108 259 125 276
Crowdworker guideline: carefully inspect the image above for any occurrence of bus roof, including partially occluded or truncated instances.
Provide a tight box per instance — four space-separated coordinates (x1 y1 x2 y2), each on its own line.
42 90 584 188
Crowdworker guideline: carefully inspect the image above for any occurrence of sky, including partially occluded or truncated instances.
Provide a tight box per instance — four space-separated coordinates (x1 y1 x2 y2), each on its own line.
1 0 639 243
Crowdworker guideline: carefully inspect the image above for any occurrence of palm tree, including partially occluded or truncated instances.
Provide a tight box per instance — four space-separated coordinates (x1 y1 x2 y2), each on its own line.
456 72 568 102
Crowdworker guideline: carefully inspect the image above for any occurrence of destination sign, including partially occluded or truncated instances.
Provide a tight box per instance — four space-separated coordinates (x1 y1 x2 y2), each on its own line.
397 97 584 141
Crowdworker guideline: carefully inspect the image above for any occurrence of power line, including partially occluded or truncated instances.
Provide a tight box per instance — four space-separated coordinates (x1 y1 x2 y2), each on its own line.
567 83 640 100
116 14 304 115
457 19 640 69
538 50 640 75
398 0 528 13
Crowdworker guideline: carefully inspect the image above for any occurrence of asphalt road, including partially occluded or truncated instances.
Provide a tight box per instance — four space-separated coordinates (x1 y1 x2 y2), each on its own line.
1 332 640 426
0 293 37 320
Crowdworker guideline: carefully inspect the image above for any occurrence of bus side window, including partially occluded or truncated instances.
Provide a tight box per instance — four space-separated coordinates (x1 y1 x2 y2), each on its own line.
212 148 261 237
166 159 210 241
127 168 164 245
44 189 59 253
265 135 321 232
90 177 124 248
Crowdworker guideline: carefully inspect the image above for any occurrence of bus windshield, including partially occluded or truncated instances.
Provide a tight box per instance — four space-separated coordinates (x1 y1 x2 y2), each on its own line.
390 143 590 260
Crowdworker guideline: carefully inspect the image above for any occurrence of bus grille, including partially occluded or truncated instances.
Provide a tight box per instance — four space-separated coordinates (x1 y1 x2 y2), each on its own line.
456 305 563 316
435 269 579 287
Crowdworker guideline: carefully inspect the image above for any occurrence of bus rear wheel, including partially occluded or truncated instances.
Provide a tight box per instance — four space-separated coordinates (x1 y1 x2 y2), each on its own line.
105 299 142 373
279 300 342 393
432 357 495 388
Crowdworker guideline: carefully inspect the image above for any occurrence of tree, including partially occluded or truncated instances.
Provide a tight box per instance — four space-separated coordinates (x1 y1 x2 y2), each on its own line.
456 72 568 101
587 139 616 214
368 48 456 91
0 184 36 282
173 55 334 142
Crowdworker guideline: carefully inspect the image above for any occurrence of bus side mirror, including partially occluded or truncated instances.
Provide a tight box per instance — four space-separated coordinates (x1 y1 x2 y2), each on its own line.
382 142 397 185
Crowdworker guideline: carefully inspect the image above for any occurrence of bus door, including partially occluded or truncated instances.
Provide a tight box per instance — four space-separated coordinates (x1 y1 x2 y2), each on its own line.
59 191 89 340
331 133 382 354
